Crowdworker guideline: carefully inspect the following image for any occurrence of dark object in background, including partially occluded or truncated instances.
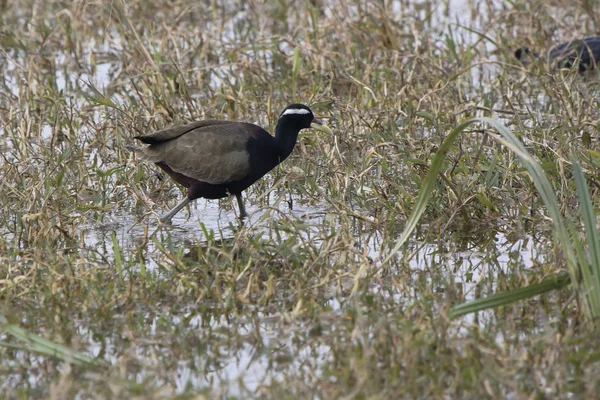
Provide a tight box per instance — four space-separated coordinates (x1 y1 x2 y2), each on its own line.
129 104 332 223
514 36 600 72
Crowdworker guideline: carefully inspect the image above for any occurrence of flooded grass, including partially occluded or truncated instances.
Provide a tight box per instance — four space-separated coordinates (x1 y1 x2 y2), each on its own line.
2 0 600 398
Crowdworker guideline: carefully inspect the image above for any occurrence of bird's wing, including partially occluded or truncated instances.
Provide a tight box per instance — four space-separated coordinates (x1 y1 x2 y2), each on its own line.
138 122 269 185
550 36 600 67
134 120 234 144
579 36 600 65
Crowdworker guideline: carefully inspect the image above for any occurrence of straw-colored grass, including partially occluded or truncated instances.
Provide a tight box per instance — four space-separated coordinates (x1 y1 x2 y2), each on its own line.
2 0 600 398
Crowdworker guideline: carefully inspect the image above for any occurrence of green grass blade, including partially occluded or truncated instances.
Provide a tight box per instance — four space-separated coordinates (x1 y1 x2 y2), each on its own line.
449 274 571 319
381 119 475 264
381 117 588 319
383 117 576 274
79 80 119 109
572 160 600 319
0 313 102 366
112 231 124 280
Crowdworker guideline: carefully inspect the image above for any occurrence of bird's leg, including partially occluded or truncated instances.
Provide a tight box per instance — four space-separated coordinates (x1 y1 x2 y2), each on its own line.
152 168 165 181
235 193 247 220
159 197 191 224
286 182 293 211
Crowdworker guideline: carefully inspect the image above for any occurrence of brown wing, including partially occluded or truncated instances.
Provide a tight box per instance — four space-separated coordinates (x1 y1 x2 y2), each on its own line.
136 122 264 185
135 120 234 144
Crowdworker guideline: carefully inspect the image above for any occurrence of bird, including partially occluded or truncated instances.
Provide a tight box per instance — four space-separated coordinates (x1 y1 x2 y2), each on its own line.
129 104 332 223
514 36 600 72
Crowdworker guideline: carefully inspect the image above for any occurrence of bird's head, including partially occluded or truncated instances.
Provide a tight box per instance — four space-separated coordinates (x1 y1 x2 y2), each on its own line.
279 104 332 134
514 47 531 62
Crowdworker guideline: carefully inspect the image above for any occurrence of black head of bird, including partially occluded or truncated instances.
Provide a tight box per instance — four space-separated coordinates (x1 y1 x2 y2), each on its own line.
129 104 332 223
514 47 531 62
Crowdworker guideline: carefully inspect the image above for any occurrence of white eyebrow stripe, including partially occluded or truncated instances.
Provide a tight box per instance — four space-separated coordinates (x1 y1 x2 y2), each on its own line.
281 108 311 116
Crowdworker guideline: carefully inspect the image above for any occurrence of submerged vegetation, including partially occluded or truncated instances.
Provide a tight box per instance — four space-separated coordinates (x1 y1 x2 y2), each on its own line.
2 0 600 398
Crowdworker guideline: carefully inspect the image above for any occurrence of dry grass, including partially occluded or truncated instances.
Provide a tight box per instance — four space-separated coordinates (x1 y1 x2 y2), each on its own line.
2 0 600 398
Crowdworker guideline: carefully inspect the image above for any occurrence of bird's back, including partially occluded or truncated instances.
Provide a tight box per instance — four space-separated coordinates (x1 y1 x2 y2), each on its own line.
549 36 600 70
134 120 234 144
134 121 275 185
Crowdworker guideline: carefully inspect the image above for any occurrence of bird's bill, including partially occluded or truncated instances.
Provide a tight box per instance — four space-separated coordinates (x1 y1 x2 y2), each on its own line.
310 119 333 134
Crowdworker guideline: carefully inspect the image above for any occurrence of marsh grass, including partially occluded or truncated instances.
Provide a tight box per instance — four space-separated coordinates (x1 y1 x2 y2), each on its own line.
2 0 600 398
388 115 600 320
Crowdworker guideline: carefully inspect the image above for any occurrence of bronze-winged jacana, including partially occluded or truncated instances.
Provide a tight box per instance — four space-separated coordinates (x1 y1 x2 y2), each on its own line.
130 104 332 223
515 36 600 72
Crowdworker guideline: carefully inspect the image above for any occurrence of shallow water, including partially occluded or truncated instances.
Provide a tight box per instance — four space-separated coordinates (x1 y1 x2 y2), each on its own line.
0 0 575 397
0 221 551 395
83 186 550 395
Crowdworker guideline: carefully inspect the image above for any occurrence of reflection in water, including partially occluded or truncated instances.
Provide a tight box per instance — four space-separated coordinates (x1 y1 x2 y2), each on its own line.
77 204 549 394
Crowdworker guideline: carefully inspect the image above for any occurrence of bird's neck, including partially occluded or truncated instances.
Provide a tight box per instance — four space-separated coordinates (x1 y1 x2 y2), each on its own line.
274 121 301 162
